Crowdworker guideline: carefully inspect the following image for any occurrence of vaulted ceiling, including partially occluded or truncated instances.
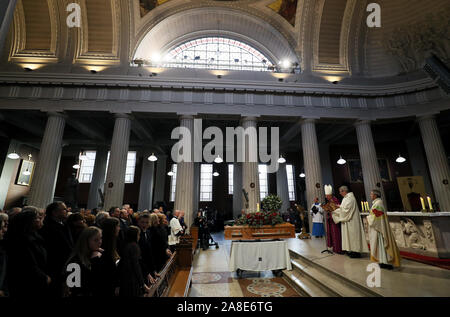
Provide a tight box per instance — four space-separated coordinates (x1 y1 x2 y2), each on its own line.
2 0 449 79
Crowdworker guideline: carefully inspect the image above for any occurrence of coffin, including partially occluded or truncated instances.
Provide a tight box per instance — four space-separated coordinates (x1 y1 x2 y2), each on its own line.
224 223 296 240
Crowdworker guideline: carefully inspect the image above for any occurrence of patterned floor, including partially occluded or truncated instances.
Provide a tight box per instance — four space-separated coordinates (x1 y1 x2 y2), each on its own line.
188 233 301 297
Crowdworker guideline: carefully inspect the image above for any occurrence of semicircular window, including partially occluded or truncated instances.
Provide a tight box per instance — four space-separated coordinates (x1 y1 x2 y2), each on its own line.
163 37 273 71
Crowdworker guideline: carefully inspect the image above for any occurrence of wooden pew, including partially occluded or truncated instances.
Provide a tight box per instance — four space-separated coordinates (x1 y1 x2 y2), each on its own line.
146 235 194 297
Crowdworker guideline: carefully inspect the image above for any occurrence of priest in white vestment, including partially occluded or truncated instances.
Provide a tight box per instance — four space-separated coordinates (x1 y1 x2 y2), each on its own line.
332 186 369 257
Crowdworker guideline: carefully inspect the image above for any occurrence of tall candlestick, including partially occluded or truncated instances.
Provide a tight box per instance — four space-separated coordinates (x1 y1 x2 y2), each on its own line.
256 203 260 212
361 201 364 212
365 202 370 212
420 197 426 210
427 196 433 211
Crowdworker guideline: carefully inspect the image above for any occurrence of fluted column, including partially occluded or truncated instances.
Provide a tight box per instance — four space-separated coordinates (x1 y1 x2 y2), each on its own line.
138 151 155 211
233 162 243 218
276 163 290 212
193 162 200 214
174 115 195 231
355 120 385 203
87 147 108 209
241 117 260 212
104 114 131 210
418 115 450 211
28 112 66 208
0 139 21 209
153 154 167 204
301 118 324 232
0 0 17 52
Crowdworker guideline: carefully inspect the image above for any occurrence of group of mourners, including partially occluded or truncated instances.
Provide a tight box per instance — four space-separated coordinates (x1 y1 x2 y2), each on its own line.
309 185 401 270
0 202 188 297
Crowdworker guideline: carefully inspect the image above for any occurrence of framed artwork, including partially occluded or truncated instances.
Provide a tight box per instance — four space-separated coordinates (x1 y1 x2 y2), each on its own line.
347 159 363 183
15 159 34 186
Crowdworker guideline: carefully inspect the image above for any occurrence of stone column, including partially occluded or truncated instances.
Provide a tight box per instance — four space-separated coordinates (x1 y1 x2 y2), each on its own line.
0 0 17 52
104 114 131 211
193 162 200 214
418 115 450 211
28 112 66 208
232 162 243 218
174 115 195 231
153 154 167 204
355 120 384 204
138 151 155 212
0 139 21 209
241 117 260 212
301 118 324 230
86 147 108 210
276 163 290 213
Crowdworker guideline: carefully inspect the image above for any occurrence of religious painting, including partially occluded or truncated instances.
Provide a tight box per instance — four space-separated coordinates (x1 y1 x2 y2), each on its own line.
378 158 391 182
268 0 298 26
15 159 34 186
347 159 363 183
139 0 170 17
397 176 427 211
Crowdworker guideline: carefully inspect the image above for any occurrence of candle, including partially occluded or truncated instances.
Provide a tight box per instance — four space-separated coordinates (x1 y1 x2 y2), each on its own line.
427 196 433 211
256 203 260 212
420 197 426 210
361 201 364 211
365 202 370 212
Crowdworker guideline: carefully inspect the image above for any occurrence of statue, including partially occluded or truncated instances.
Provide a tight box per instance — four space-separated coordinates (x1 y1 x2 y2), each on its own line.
295 203 310 239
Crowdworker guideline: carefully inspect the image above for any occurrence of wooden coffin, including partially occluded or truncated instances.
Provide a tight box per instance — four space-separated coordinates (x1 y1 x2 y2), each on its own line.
224 223 296 240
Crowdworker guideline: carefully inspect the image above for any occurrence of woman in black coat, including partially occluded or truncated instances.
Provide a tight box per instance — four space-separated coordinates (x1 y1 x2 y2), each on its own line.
64 226 103 297
6 207 50 297
98 217 121 296
118 226 149 297
150 213 172 272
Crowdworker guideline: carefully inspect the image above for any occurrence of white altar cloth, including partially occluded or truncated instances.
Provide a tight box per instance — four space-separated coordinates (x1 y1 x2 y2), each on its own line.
229 240 292 272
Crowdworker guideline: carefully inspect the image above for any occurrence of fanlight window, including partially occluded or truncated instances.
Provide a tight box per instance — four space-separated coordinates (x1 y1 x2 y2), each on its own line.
163 37 273 71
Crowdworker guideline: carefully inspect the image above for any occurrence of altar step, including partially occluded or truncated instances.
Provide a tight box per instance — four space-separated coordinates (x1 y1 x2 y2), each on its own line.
282 250 382 297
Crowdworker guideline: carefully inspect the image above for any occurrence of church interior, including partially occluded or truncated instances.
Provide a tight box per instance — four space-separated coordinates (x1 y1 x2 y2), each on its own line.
0 0 449 300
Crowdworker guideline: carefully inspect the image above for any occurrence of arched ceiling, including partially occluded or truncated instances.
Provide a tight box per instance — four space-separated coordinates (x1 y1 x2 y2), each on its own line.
2 0 449 79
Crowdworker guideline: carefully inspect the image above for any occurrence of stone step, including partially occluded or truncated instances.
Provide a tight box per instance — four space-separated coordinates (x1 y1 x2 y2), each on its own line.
287 250 382 297
282 266 340 297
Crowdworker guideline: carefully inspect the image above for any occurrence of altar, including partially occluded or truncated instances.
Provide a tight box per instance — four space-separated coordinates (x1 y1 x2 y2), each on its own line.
360 211 450 266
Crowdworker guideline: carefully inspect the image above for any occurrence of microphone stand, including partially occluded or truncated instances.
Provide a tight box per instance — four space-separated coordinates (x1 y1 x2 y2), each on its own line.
320 202 333 255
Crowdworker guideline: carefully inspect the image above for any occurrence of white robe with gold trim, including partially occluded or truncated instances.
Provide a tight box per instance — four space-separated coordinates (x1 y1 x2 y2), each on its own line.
332 192 369 253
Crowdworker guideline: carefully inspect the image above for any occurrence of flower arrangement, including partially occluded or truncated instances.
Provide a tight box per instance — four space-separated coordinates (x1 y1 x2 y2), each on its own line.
234 195 284 227
235 210 284 227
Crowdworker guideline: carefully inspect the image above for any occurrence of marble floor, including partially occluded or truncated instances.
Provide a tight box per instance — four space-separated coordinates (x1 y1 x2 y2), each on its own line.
287 235 450 297
188 233 302 297
189 232 450 297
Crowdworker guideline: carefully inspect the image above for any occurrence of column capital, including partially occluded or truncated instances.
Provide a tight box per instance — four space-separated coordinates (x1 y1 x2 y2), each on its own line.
416 114 436 123
240 116 259 125
45 111 67 119
177 112 197 119
112 113 132 120
354 119 372 127
301 117 318 124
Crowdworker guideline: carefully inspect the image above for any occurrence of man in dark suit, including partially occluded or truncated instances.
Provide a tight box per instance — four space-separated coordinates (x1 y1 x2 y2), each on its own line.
137 213 157 285
40 201 74 297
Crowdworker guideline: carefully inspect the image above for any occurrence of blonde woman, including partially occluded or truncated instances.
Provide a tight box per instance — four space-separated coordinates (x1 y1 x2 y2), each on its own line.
150 213 172 272
65 226 103 296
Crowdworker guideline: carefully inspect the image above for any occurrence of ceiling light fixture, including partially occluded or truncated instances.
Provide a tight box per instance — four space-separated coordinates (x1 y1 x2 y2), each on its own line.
277 155 286 164
72 164 80 170
167 171 174 176
213 172 220 177
299 172 306 178
337 156 347 165
7 151 20 160
214 155 223 164
396 154 406 163
148 153 158 162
